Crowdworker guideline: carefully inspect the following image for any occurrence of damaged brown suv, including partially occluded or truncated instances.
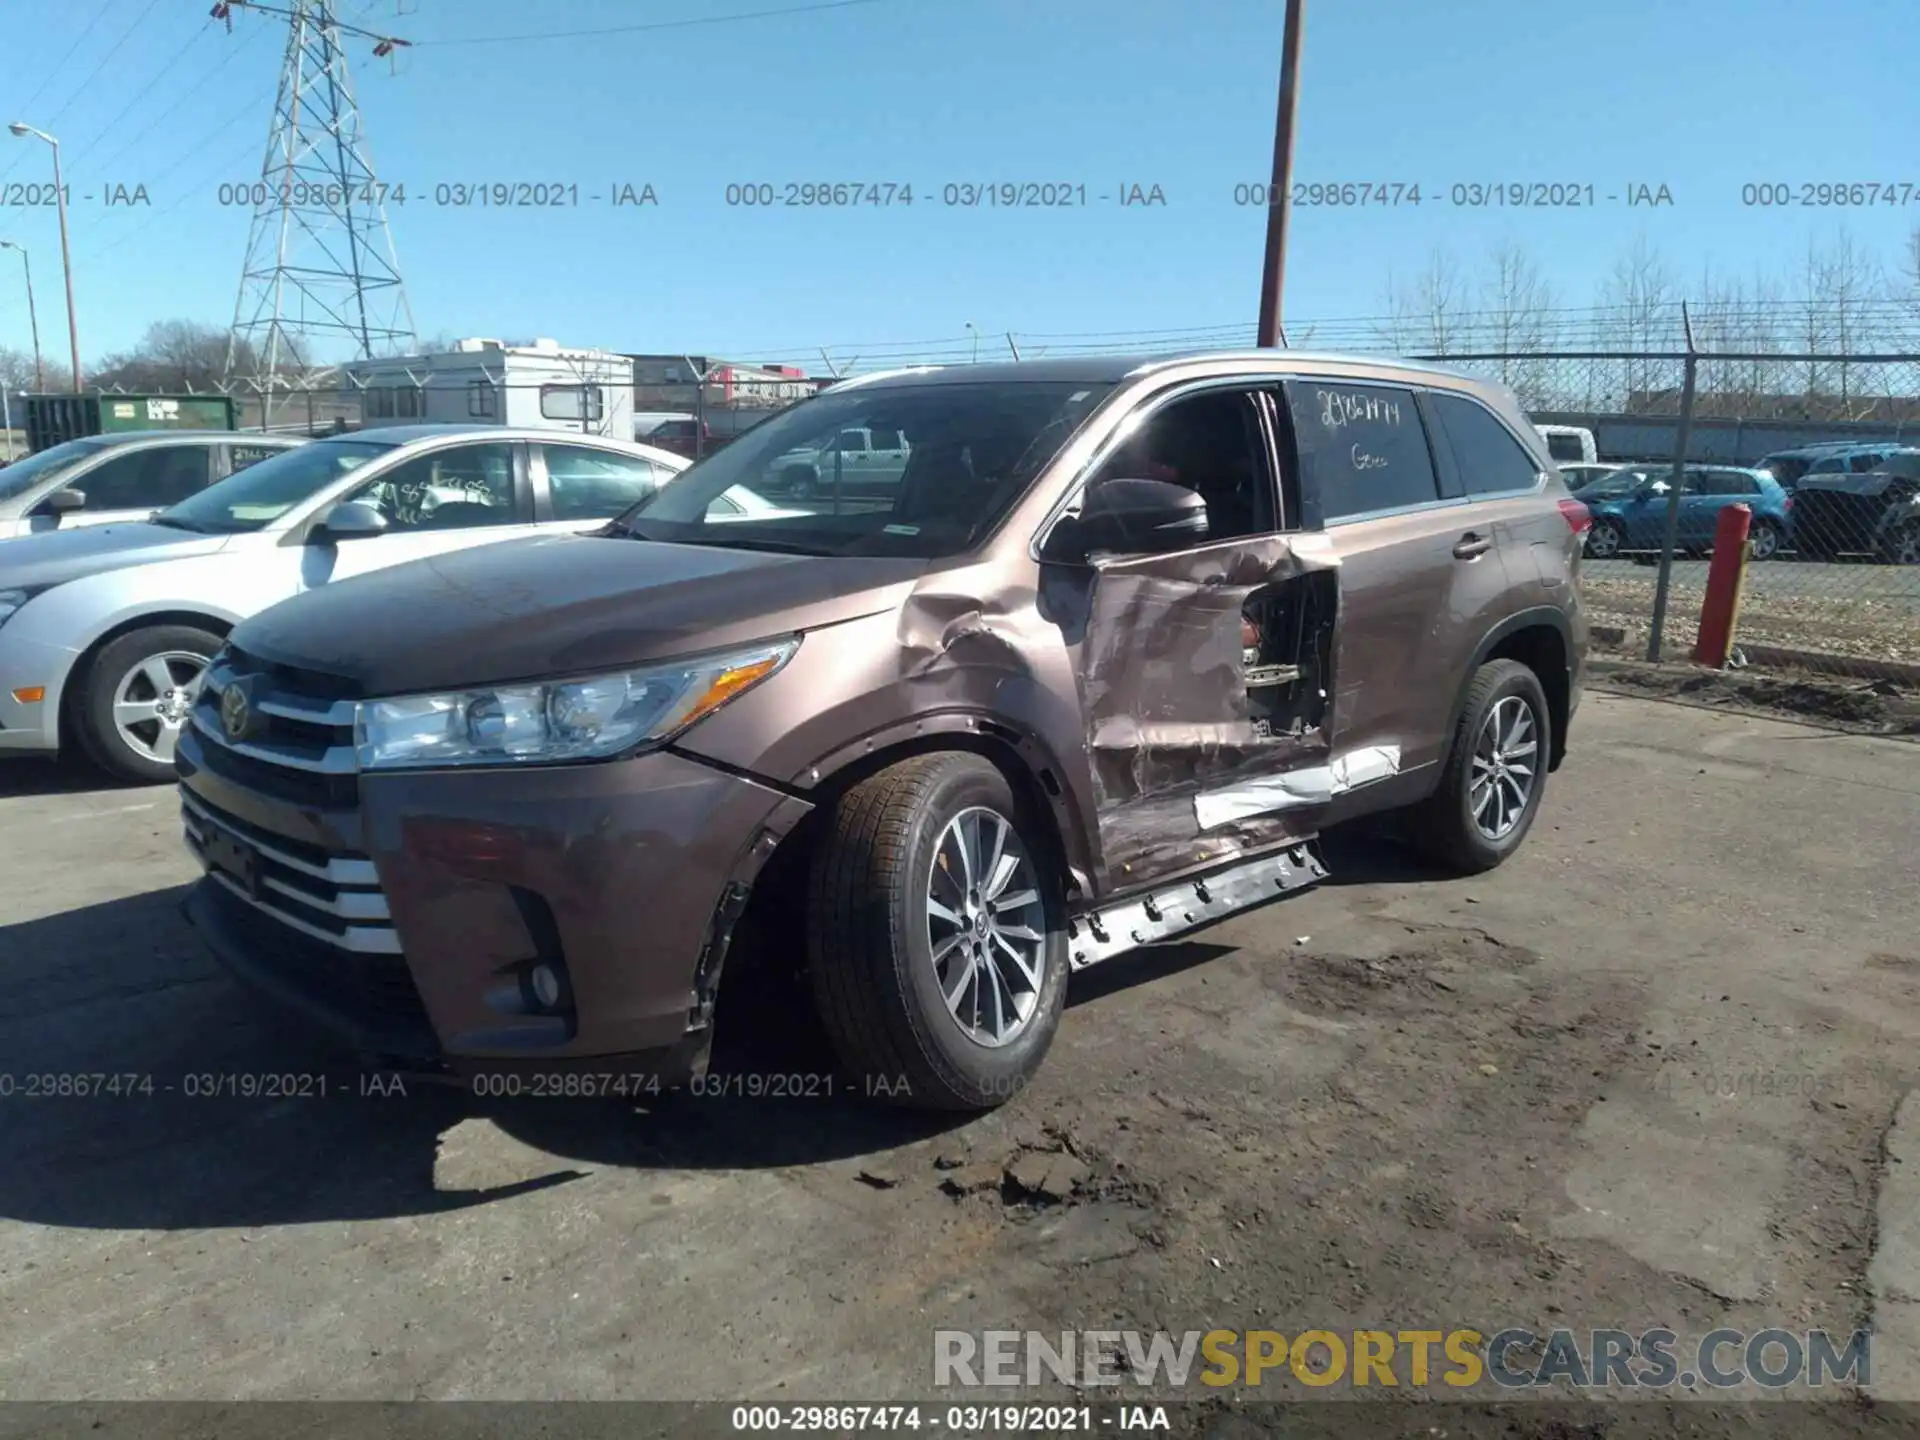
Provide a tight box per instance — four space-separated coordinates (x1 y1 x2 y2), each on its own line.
177 352 1588 1110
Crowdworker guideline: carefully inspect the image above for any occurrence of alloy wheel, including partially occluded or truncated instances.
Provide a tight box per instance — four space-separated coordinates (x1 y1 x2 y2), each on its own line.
112 650 208 767
1470 695 1539 843
1586 522 1622 559
926 806 1046 1048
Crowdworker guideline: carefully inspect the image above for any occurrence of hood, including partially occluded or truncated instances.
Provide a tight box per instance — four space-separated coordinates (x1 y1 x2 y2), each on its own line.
234 531 929 695
0 521 228 591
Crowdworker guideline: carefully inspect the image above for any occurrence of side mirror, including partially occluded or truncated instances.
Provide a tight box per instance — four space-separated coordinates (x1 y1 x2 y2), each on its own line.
34 488 86 521
1044 477 1209 562
309 500 389 543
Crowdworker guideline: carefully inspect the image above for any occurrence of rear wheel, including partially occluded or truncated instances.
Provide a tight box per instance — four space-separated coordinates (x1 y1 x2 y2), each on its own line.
782 466 817 501
75 624 223 784
1409 659 1551 875
806 752 1068 1111
1747 518 1782 561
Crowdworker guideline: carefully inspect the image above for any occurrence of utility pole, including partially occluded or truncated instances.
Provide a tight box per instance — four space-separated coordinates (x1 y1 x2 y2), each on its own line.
1255 0 1305 348
0 241 43 390
215 0 416 423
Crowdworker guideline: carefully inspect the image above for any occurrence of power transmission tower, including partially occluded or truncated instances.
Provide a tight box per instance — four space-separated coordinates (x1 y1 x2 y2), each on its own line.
216 0 416 417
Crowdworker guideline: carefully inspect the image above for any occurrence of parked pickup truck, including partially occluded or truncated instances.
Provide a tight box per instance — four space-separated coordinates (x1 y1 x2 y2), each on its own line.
176 351 1588 1112
770 424 911 499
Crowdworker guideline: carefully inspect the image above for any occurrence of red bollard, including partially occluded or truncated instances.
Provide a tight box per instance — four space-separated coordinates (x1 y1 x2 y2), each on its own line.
1693 502 1752 668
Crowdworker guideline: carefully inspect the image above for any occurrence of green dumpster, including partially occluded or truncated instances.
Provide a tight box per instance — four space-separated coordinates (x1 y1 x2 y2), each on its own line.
24 393 238 451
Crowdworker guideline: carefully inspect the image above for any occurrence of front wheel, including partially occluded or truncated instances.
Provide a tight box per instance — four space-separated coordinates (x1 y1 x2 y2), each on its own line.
805 752 1068 1111
75 624 223 784
1408 659 1552 876
1585 518 1624 560
1885 521 1920 567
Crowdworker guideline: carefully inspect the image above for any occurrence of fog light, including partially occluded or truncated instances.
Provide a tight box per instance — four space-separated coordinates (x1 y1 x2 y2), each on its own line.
529 963 563 1009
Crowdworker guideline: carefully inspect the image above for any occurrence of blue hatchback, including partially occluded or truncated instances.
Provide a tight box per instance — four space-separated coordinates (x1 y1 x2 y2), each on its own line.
1582 465 1793 562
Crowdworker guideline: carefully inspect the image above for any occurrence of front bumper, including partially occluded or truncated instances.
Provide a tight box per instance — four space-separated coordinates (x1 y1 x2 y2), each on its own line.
178 726 810 1073
0 631 78 753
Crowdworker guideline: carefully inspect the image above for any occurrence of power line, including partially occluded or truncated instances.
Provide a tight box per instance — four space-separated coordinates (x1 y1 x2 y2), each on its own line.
4 0 124 128
413 0 908 46
67 17 223 168
79 21 276 176
38 0 172 135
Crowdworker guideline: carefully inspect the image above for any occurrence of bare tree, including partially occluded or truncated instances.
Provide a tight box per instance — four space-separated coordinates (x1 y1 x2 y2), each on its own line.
0 345 72 393
1382 248 1466 357
1481 242 1555 404
91 320 261 393
1596 237 1677 411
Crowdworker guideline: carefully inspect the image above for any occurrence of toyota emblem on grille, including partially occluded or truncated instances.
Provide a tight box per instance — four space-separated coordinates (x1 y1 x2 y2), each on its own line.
219 682 252 741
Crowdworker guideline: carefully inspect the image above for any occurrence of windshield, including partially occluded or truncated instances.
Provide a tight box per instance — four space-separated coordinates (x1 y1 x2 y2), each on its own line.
616 380 1116 558
0 436 112 501
1573 466 1649 499
156 439 396 533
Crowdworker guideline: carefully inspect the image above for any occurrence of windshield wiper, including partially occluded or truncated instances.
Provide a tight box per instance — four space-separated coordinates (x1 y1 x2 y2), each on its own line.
668 534 825 556
147 514 206 533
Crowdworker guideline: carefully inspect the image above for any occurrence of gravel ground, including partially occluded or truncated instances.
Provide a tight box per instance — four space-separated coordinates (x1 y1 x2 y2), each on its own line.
1582 559 1920 665
3 694 1920 1438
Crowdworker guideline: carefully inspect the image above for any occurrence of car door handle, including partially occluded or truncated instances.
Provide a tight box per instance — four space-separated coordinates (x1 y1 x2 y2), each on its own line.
1453 532 1492 559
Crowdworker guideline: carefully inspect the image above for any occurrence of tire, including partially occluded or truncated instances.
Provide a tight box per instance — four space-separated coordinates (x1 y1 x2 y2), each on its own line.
1409 659 1552 876
1885 521 1920 567
74 624 223 784
805 752 1069 1112
1585 519 1624 560
1747 519 1781 561
782 466 817 501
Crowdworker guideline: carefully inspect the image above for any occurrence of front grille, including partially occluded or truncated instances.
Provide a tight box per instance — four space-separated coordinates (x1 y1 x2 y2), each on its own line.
181 789 399 954
188 645 362 807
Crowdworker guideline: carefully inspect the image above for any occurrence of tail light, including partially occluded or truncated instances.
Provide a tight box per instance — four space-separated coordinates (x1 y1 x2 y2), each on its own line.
1558 498 1592 534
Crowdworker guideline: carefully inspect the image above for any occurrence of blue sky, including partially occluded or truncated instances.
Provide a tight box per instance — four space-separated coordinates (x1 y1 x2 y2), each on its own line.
1 0 1918 369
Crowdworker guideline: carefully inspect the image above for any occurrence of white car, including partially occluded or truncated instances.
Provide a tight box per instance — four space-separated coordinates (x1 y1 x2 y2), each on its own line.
0 431 305 537
0 424 694 782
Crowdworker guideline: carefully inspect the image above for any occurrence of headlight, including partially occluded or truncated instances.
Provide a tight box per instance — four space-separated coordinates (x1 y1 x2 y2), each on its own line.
354 637 799 770
0 589 32 629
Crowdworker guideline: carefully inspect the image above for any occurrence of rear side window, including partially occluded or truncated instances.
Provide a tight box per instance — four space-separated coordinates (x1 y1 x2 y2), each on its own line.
64 444 213 510
1546 431 1584 462
1429 393 1542 496
1284 381 1438 520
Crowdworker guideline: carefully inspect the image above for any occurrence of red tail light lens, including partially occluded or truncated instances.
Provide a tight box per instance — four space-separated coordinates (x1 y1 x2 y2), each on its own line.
1558 498 1592 534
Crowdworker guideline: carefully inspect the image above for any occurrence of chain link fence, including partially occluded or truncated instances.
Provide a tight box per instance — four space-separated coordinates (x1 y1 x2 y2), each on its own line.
1426 350 1920 677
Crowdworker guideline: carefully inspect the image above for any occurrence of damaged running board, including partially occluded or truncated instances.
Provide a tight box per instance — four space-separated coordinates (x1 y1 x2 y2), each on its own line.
1065 841 1328 971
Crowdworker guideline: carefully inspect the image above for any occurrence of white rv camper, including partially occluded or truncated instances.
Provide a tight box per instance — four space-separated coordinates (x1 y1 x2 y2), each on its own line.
342 339 635 439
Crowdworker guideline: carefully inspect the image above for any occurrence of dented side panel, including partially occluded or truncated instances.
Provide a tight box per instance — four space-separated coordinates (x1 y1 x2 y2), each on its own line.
1071 535 1342 892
